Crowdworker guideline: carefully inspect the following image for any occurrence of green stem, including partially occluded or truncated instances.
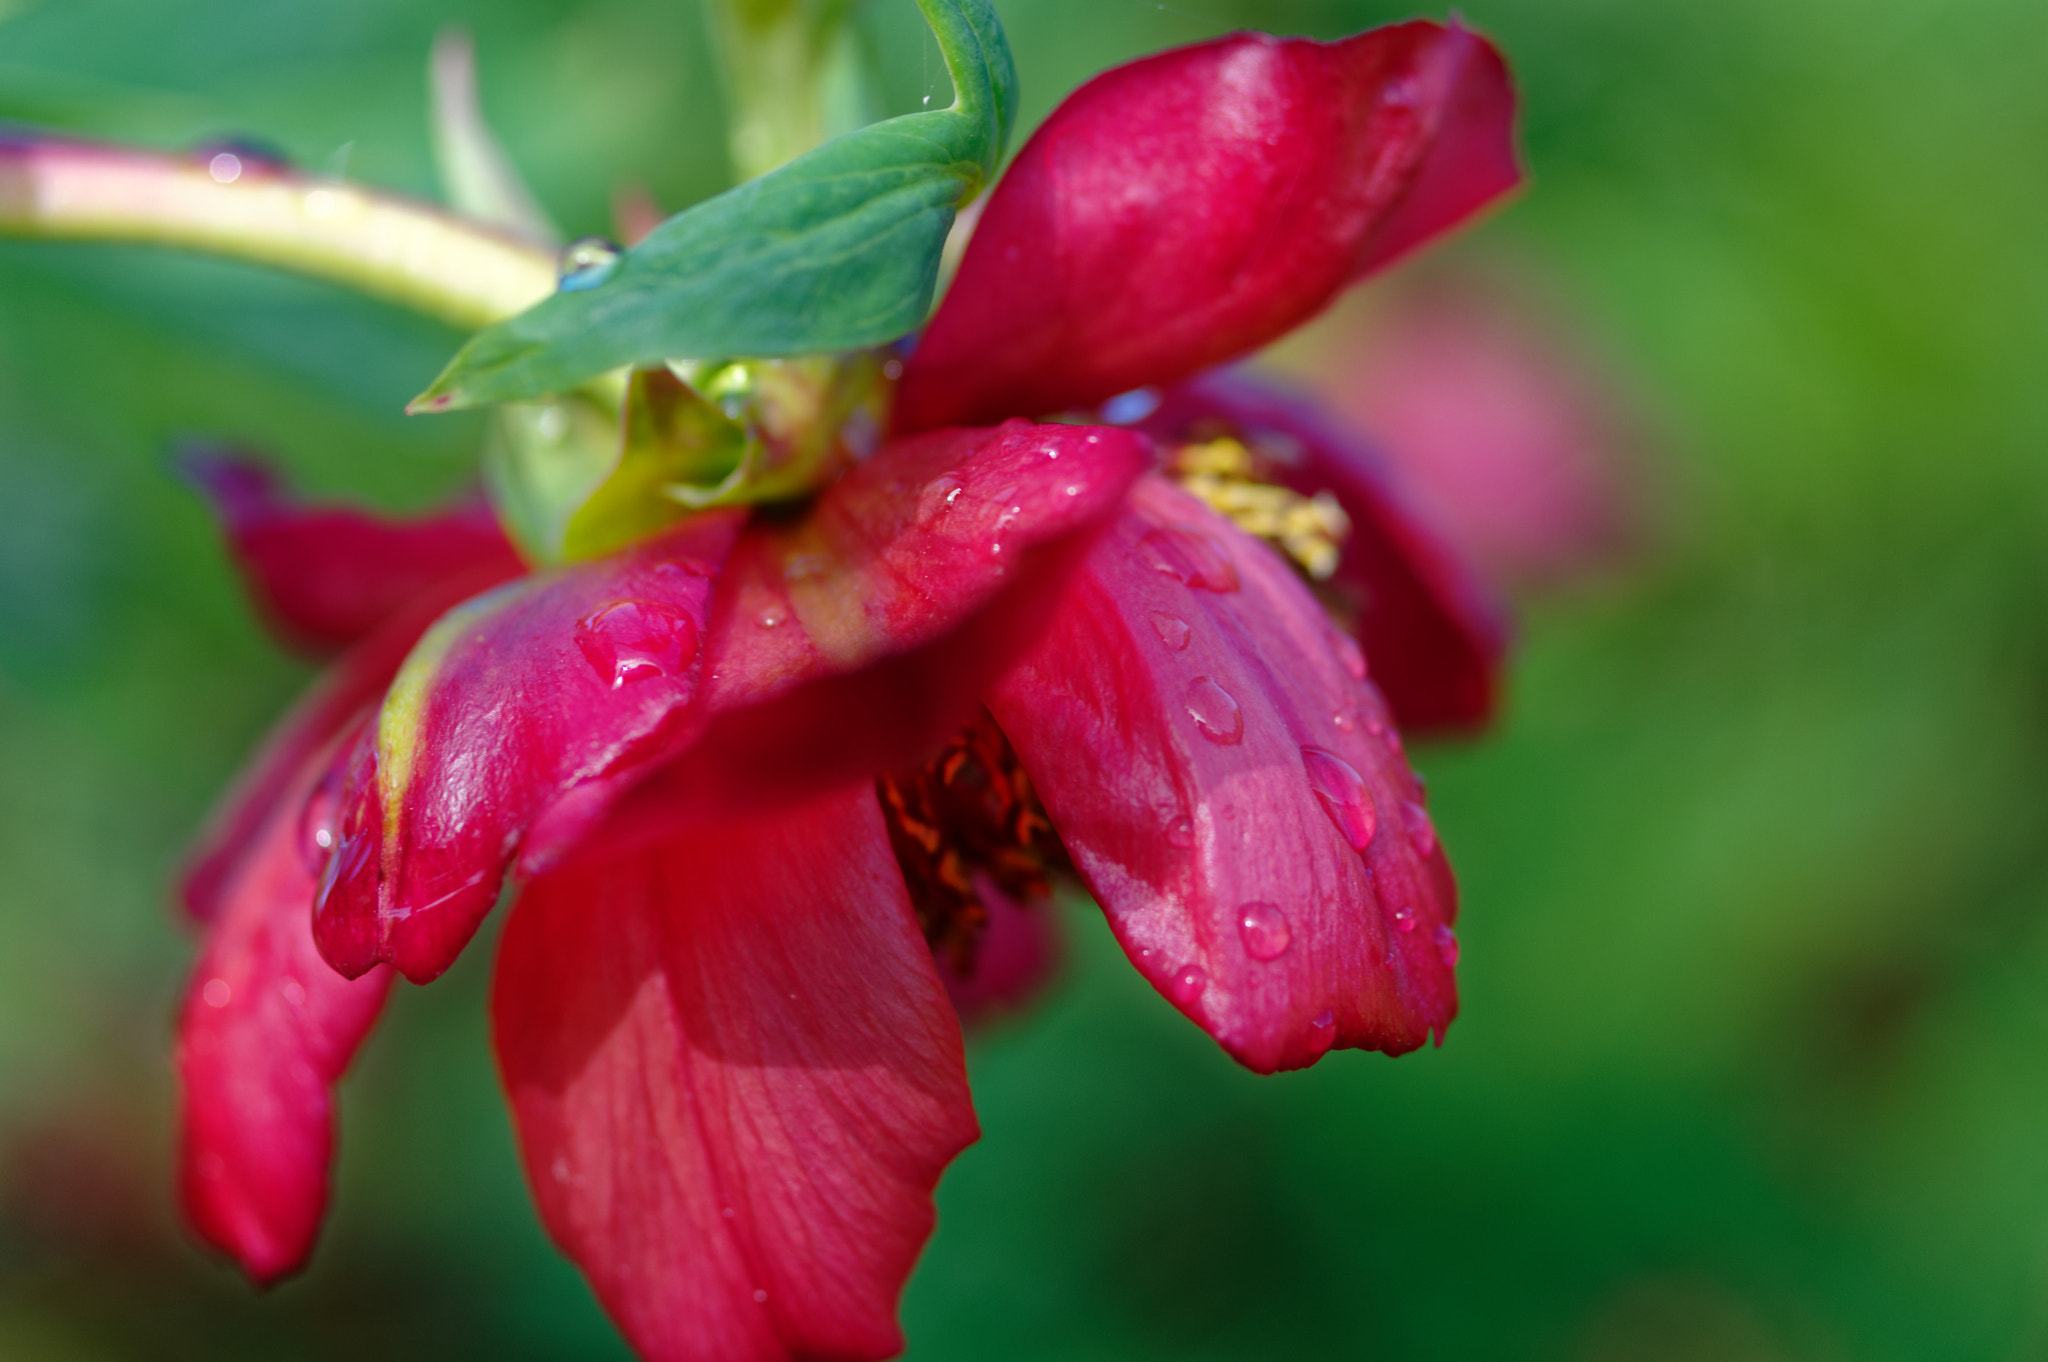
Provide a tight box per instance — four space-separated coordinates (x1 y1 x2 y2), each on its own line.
0 136 557 330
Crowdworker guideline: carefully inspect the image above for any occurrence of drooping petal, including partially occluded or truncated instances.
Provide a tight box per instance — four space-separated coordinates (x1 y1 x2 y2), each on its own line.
1143 370 1509 732
177 722 392 1284
988 474 1458 1073
312 511 745 983
492 787 978 1362
894 21 1520 432
178 554 519 923
587 419 1148 843
184 449 526 655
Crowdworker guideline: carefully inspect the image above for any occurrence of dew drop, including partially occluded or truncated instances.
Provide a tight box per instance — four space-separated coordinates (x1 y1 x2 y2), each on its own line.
557 235 622 292
207 151 242 183
1434 924 1460 967
281 978 307 1008
576 599 700 689
1333 709 1357 733
298 763 344 873
1165 814 1195 848
551 1156 571 1184
1168 963 1208 1003
1100 387 1162 424
1238 902 1292 961
1401 800 1438 856
753 1289 769 1304
1391 900 1417 932
755 602 788 629
1140 526 1241 592
1308 1008 1338 1055
1150 612 1192 651
1330 629 1368 680
1312 1008 1335 1030
1301 746 1377 850
202 978 232 1009
1184 676 1244 744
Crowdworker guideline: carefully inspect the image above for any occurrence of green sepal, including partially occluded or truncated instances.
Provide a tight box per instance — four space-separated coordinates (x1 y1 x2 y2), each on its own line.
411 0 1015 413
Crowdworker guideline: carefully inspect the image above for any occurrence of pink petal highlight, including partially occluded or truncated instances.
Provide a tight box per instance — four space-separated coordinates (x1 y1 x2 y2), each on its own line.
312 512 743 984
896 20 1521 432
1143 370 1509 732
492 787 978 1362
176 724 392 1284
989 475 1458 1073
184 449 525 655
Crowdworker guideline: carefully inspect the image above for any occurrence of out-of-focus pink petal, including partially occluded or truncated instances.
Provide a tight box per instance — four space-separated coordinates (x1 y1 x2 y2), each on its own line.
184 448 526 655
1314 272 1654 588
988 474 1457 1073
492 787 978 1362
593 420 1148 842
1143 370 1509 732
895 21 1520 432
935 873 1063 1024
312 512 745 984
176 723 392 1285
178 557 518 923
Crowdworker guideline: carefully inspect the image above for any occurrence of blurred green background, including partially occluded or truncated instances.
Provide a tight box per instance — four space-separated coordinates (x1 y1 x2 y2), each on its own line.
3 0 2047 1357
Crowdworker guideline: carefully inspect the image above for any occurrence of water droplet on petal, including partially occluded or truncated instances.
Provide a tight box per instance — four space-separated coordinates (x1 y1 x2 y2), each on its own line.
557 235 622 292
753 1289 769 1304
281 978 307 1008
298 763 344 873
576 599 700 689
755 602 788 629
1333 709 1357 733
1308 1008 1337 1054
1391 900 1417 932
1165 814 1195 848
1434 924 1460 967
1140 526 1241 592
551 1156 571 1184
1238 902 1292 961
1312 1008 1335 1030
202 978 232 1009
1301 747 1377 850
1168 963 1208 1003
1330 629 1368 680
1401 800 1438 856
208 151 242 183
1184 676 1244 744
1150 612 1191 650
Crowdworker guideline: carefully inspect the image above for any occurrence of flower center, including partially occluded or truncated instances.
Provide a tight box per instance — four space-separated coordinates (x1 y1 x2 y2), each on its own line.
876 709 1070 976
1166 434 1351 581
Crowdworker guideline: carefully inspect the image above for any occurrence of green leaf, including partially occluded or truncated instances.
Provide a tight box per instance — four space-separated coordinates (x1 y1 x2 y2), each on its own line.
410 0 1015 413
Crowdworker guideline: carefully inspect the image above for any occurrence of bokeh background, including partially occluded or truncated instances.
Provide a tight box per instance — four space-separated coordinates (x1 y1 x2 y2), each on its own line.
2 0 2046 1357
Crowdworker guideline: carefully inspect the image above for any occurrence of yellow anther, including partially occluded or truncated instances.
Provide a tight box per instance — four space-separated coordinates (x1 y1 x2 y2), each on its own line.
1170 439 1350 581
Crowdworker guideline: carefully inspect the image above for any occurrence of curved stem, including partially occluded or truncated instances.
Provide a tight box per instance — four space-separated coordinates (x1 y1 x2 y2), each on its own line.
0 135 558 330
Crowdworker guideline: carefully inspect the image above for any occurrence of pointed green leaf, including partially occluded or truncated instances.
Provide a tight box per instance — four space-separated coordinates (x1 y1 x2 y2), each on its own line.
411 0 1015 413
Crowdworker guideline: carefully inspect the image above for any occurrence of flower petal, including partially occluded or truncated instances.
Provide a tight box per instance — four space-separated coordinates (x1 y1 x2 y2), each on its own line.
178 555 519 923
590 419 1148 841
312 512 745 983
934 874 1063 1025
492 786 978 1362
894 20 1520 432
185 448 526 655
1143 370 1509 732
176 722 392 1285
987 474 1458 1073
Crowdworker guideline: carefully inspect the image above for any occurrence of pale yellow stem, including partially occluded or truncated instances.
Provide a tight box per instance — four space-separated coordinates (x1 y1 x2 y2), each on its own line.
0 136 558 330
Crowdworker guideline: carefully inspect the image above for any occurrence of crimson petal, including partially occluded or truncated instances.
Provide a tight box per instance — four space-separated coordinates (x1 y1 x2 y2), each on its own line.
178 555 519 923
312 511 743 983
185 448 526 656
988 474 1458 1073
493 787 978 1362
1143 369 1508 731
176 722 392 1284
591 420 1148 843
895 20 1520 432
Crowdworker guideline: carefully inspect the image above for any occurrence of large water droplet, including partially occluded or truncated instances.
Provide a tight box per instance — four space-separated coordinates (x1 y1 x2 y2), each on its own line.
557 235 622 292
755 602 787 629
1168 963 1208 1003
1401 800 1437 856
1308 1008 1337 1055
1311 1008 1335 1030
297 763 344 874
1151 612 1191 651
1184 676 1244 744
1238 901 1292 961
1165 814 1195 848
1434 924 1460 967
1140 526 1241 593
916 475 966 528
1301 746 1378 850
1330 629 1368 680
576 599 700 689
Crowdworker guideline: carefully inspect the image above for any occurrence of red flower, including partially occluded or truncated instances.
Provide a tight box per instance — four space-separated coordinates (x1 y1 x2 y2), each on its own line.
176 19 1519 1362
